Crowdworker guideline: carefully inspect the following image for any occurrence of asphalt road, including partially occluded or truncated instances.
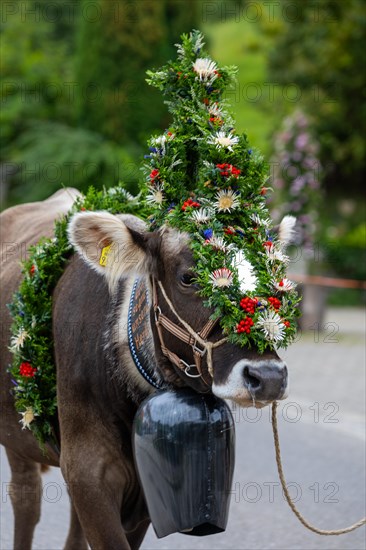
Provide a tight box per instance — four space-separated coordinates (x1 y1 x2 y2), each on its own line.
1 307 365 550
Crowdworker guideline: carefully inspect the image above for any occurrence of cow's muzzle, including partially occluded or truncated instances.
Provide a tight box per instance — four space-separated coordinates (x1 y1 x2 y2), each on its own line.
212 359 288 406
242 361 288 402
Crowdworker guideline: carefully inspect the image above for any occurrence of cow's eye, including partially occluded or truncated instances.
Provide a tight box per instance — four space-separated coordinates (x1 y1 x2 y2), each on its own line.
180 273 195 287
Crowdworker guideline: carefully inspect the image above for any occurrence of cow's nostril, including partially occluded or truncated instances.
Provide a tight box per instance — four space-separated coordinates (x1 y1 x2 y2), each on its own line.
243 366 261 390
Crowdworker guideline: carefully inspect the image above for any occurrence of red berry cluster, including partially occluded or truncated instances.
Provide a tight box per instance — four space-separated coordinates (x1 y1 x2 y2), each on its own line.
29 265 36 276
150 169 160 182
181 198 200 211
19 362 37 378
284 320 291 328
224 226 236 235
216 163 241 178
237 317 254 334
263 240 273 249
240 297 257 314
268 297 281 310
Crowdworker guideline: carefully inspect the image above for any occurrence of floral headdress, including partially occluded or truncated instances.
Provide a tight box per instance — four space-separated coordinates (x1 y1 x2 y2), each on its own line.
141 31 300 352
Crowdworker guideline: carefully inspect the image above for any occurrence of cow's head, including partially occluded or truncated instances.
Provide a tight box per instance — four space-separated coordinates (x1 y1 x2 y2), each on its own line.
69 211 288 408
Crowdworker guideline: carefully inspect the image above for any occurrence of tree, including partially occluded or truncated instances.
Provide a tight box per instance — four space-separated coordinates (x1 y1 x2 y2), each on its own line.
74 0 200 145
268 0 366 194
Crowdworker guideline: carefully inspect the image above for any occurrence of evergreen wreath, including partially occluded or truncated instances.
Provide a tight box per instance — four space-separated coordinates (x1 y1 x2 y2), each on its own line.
8 31 300 448
8 187 146 447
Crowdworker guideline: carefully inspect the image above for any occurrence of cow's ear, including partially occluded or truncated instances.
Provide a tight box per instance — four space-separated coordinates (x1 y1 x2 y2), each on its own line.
68 211 156 291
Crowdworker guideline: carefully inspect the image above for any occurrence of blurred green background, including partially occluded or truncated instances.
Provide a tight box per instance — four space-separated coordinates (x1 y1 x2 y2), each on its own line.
1 0 365 304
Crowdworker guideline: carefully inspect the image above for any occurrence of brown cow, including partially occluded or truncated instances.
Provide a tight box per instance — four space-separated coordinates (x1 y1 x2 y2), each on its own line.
0 189 288 549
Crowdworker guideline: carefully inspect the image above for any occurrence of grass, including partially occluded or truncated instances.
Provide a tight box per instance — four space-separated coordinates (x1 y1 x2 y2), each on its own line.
203 17 278 157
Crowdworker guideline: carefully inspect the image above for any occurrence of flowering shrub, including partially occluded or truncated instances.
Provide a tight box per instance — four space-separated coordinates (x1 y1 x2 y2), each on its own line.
271 110 322 255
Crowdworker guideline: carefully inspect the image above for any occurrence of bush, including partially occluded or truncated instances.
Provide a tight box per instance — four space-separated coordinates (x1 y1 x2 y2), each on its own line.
323 222 366 281
7 122 140 204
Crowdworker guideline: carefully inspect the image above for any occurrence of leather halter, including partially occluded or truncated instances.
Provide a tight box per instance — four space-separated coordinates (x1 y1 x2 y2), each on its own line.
152 279 228 386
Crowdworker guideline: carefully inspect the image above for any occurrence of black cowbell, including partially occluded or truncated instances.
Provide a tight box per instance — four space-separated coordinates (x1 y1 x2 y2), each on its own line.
133 388 235 538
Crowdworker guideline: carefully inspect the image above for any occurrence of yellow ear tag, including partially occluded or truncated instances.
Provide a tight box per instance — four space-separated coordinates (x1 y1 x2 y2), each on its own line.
99 244 112 267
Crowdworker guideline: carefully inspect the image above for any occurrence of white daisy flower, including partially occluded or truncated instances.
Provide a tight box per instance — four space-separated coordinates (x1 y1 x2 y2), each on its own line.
250 213 271 227
274 278 297 292
209 131 239 152
214 189 240 212
210 268 233 288
257 311 286 342
234 252 258 293
265 245 289 263
10 328 30 352
19 407 38 430
190 208 213 224
146 184 165 208
208 103 223 117
193 58 218 81
204 235 234 253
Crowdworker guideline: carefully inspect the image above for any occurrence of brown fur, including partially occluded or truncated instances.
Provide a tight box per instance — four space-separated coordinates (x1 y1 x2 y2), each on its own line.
0 190 287 549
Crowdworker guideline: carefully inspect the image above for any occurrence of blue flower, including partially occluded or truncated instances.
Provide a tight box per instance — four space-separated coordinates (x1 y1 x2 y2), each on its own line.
203 228 213 240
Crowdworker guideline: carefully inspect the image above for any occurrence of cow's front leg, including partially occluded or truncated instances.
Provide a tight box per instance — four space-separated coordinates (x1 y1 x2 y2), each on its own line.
61 448 133 550
64 501 88 550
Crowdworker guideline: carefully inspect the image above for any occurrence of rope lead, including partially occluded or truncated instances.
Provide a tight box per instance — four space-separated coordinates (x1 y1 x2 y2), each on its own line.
271 401 366 536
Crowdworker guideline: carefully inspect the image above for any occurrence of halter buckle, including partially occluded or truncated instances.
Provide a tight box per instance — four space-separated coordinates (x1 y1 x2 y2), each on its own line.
192 340 206 357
